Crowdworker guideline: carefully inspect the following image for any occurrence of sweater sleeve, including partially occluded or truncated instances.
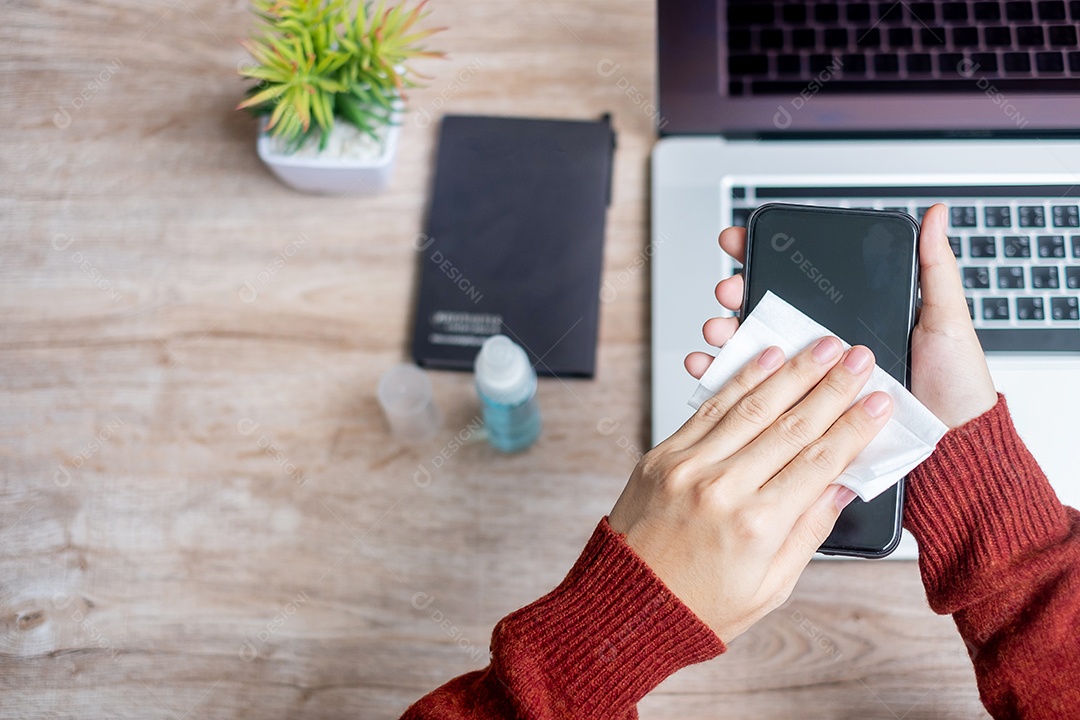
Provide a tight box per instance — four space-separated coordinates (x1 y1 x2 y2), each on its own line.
400 517 725 720
904 394 1080 719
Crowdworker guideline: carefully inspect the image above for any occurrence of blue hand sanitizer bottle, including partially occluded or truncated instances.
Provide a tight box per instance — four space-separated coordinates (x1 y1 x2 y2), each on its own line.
474 335 542 453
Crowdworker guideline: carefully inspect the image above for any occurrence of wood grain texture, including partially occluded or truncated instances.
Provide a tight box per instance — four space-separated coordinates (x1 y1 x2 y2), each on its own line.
0 1 989 717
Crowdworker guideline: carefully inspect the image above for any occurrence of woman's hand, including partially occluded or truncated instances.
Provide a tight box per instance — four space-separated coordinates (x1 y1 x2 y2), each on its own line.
687 204 998 429
609 339 892 643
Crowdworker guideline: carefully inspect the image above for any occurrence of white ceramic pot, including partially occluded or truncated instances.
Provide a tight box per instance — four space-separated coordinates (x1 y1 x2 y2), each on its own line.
256 120 401 196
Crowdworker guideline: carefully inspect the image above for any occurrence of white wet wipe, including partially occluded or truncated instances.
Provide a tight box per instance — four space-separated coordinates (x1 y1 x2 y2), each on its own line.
688 292 949 501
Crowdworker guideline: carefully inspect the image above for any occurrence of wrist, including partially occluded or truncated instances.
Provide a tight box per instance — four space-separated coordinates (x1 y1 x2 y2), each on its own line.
492 518 724 718
904 394 1071 612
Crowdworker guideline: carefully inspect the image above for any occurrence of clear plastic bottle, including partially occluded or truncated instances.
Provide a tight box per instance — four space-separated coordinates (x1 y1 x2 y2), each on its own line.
474 335 542 453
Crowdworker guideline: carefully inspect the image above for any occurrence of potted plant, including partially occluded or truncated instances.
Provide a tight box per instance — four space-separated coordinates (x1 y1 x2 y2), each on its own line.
238 0 443 195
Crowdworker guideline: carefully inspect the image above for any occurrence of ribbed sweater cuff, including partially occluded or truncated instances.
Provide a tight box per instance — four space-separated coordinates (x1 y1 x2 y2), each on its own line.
492 518 725 718
904 394 1071 613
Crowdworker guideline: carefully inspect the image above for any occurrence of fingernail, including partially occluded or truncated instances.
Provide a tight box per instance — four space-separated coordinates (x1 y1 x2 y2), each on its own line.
864 392 892 418
843 346 873 373
812 336 841 363
834 486 858 510
757 346 784 370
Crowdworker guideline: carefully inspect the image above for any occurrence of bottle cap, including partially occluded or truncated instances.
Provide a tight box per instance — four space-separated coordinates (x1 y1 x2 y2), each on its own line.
377 363 441 444
475 335 534 405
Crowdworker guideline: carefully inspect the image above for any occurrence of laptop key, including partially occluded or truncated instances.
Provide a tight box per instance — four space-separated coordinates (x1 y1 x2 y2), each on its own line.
1038 235 1066 258
815 3 840 23
793 28 816 48
1032 266 1060 288
1004 52 1033 72
875 54 900 73
824 28 848 48
1004 235 1032 258
952 27 980 47
978 327 1080 349
731 208 751 227
1019 205 1046 227
915 206 932 219
880 2 905 21
1072 236 1080 257
948 235 963 257
1052 205 1080 227
809 54 837 73
856 27 881 48
840 53 867 73
1006 1 1036 20
921 27 947 46
890 27 915 47
777 54 802 75
971 52 1000 72
782 3 807 23
970 235 997 258
985 27 1014 46
1037 52 1066 72
939 53 965 73
985 206 1012 227
760 29 784 49
846 3 872 22
1016 297 1045 320
907 53 932 73
911 2 936 21
1039 1 1068 20
963 266 991 288
728 5 774 24
966 297 975 319
951 206 977 227
1051 296 1080 319
943 2 969 20
1066 266 1080 288
1049 25 1079 46
982 297 1010 320
1017 26 1045 46
997 266 1026 289
974 1 1002 19
730 55 769 75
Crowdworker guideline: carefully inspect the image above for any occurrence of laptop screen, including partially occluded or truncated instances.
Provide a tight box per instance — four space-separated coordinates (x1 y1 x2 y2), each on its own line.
658 0 1080 136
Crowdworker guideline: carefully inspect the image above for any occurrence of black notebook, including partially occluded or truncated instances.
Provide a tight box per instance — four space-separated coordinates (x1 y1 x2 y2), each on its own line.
411 114 615 377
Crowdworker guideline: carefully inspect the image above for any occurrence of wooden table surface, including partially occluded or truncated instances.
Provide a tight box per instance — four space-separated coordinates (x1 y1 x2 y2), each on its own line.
1 1 990 717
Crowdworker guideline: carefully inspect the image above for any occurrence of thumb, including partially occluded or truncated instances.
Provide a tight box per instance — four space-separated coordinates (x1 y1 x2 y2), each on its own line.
771 484 856 577
918 204 971 327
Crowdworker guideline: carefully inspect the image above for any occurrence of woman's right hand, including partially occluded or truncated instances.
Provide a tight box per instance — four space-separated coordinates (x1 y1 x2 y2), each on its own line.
610 338 892 643
686 204 998 430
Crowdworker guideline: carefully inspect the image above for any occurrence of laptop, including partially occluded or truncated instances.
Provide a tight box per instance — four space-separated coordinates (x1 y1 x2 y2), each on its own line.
651 0 1080 559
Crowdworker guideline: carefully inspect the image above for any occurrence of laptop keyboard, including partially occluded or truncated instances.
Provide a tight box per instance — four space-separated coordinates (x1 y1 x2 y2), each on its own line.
728 184 1080 352
726 0 1080 96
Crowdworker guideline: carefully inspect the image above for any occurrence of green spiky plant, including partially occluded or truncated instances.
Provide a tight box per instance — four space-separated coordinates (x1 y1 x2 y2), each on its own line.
238 0 444 153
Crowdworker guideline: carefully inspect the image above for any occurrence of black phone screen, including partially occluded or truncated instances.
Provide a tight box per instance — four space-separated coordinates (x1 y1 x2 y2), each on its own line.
743 203 920 557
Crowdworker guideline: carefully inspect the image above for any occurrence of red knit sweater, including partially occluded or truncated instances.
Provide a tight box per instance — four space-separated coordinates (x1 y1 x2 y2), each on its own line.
402 396 1080 719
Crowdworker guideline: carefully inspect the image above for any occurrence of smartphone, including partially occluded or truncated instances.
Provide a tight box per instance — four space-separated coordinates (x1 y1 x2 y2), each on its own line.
742 203 920 558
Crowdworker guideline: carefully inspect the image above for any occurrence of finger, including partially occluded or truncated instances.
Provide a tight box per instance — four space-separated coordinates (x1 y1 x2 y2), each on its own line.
714 274 745 313
768 483 858 582
691 336 845 460
719 226 747 263
703 316 740 347
733 346 877 482
670 345 786 449
684 351 714 380
918 204 972 326
759 390 892 518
